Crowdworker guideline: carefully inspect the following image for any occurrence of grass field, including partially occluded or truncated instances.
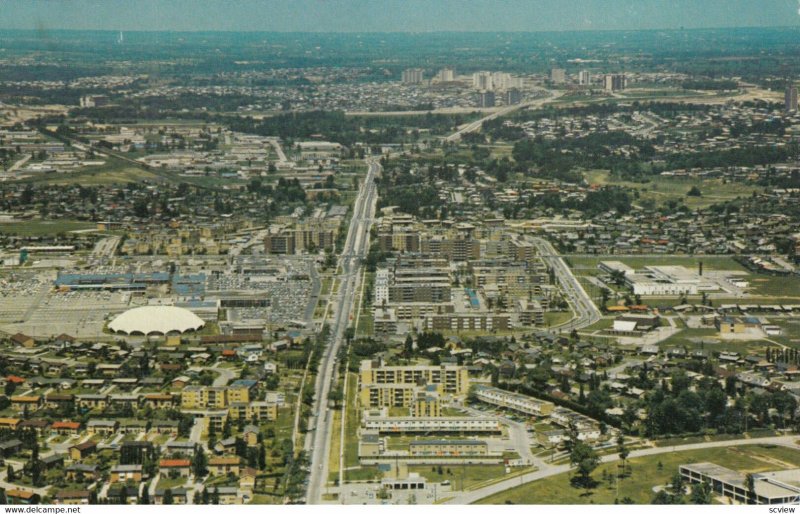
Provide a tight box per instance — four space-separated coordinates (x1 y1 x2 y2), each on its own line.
748 275 800 298
544 311 575 327
584 170 759 210
343 372 362 477
0 220 96 235
355 271 375 337
21 156 162 185
581 318 615 332
328 403 343 478
566 254 747 272
477 444 800 505
409 464 513 492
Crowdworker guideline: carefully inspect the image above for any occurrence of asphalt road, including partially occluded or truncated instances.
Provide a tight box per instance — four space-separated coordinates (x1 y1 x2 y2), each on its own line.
531 237 601 331
444 89 564 142
306 159 379 504
446 434 800 504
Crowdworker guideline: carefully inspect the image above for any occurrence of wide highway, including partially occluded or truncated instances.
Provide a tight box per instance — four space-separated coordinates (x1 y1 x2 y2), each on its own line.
445 89 564 142
306 158 379 503
531 237 601 331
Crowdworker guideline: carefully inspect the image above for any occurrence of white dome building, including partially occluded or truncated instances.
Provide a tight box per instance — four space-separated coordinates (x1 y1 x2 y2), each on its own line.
108 306 205 336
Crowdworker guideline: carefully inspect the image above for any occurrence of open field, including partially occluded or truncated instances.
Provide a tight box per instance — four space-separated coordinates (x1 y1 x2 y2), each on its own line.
409 465 528 492
544 311 574 327
20 157 162 186
476 444 800 505
584 169 759 209
748 275 800 298
343 372 363 479
0 220 97 235
566 254 748 272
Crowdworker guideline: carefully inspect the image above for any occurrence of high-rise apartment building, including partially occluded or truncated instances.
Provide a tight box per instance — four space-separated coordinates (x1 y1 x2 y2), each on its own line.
604 73 626 91
786 85 798 112
504 88 522 105
436 67 455 82
550 68 566 84
472 71 493 90
401 68 424 84
477 90 496 107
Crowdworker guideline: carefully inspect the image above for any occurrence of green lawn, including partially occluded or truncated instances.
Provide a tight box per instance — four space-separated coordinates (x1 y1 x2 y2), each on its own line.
566 254 747 272
409 464 514 492
748 275 800 298
0 220 97 235
344 372 360 470
476 444 800 505
544 311 574 327
157 476 187 489
581 318 615 332
273 404 295 441
584 170 759 209
355 271 375 337
21 155 162 186
345 466 382 482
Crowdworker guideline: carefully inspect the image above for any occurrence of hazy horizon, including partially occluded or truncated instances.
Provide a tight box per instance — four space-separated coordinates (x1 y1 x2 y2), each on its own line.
1 0 799 33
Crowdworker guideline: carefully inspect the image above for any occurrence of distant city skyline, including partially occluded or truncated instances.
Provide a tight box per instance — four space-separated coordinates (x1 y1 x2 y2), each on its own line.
1 0 799 33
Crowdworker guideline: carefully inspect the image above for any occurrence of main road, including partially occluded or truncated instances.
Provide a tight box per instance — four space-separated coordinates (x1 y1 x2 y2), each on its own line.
531 237 601 331
445 89 565 142
306 158 379 503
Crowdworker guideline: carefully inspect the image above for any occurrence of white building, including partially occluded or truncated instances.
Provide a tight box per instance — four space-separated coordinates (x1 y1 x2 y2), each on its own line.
401 68 424 84
362 415 500 434
436 67 455 82
374 268 390 306
550 68 566 84
473 385 554 416
472 71 493 91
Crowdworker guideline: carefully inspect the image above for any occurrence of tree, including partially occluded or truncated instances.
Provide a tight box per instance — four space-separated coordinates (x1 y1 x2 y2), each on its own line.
139 488 150 505
6 465 14 482
212 487 220 505
163 488 174 505
192 445 208 477
652 490 682 504
745 473 756 504
671 472 685 496
686 186 702 197
617 434 629 477
690 480 712 504
404 334 414 357
569 441 599 490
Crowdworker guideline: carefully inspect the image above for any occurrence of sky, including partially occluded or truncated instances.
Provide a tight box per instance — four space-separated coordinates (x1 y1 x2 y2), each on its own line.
1 0 799 33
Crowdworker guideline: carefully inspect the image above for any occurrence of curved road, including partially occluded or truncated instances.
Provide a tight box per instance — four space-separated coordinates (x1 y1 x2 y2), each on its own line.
445 89 564 142
446 434 800 504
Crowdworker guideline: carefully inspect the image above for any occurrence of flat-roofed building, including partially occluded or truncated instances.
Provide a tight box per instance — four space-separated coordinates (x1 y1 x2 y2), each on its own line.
680 462 800 505
409 439 488 457
228 400 278 421
517 299 545 326
424 314 510 332
473 385 554 417
363 415 500 434
360 383 418 408
598 261 635 276
412 388 441 417
373 307 398 335
360 359 469 395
